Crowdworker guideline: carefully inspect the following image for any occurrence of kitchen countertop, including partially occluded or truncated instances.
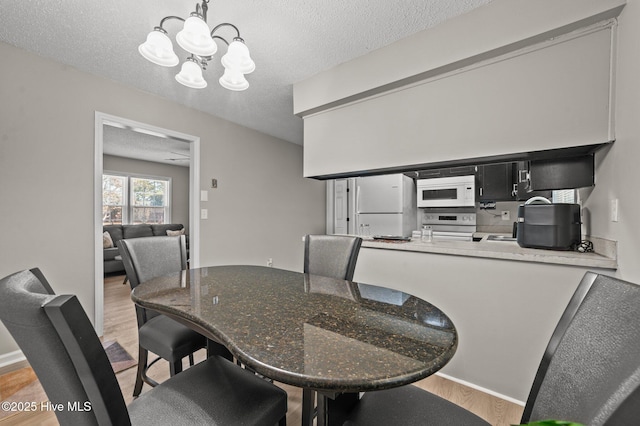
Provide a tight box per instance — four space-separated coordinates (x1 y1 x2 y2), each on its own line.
362 234 617 270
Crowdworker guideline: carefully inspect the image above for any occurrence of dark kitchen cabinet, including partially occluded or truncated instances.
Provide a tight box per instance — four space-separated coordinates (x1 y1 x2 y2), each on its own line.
528 155 594 191
477 163 515 202
515 161 552 201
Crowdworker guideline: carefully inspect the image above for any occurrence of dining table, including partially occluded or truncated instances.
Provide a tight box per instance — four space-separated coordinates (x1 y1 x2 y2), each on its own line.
131 265 458 426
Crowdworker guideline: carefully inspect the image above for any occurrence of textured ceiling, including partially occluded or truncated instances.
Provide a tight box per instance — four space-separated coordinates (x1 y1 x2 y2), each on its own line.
0 0 492 151
103 126 191 167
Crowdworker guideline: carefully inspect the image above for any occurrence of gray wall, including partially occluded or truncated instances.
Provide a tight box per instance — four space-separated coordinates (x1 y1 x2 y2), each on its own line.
0 42 326 358
103 155 190 232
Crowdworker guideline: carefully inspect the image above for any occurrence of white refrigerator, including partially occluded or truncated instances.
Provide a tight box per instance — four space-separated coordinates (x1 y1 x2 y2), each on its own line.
354 174 417 237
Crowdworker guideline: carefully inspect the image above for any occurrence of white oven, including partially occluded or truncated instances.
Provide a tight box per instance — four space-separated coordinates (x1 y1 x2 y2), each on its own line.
416 175 476 208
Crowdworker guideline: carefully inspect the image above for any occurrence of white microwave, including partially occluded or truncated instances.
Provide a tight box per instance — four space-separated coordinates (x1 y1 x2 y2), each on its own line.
416 175 476 208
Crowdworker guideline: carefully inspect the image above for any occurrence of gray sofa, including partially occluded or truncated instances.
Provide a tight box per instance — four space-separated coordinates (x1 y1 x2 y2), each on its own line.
103 224 185 274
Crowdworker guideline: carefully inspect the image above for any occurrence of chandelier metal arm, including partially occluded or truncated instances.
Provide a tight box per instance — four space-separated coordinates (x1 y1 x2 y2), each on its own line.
210 22 241 41
212 35 230 46
157 16 185 32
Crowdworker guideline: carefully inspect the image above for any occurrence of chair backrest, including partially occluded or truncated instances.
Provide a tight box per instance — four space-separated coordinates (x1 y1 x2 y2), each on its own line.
522 272 640 425
304 234 363 281
0 269 130 426
118 235 187 326
118 235 187 289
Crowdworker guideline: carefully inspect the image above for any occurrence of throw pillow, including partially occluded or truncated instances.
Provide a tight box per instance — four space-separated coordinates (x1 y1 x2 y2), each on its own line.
167 228 185 236
103 231 114 248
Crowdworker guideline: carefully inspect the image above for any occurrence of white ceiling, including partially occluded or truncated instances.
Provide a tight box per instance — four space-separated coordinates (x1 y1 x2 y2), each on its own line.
0 0 492 158
103 125 192 167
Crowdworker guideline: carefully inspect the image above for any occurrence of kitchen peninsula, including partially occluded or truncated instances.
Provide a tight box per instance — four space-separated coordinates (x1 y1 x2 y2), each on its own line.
352 236 616 404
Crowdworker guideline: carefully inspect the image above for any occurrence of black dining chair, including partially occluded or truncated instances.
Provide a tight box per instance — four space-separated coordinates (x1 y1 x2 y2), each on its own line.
118 235 213 396
0 268 288 426
303 234 363 281
302 234 363 426
336 271 640 426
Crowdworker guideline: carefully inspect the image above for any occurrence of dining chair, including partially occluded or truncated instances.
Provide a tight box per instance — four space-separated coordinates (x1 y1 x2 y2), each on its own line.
0 268 288 426
302 234 363 426
336 271 640 425
118 235 213 396
303 234 363 281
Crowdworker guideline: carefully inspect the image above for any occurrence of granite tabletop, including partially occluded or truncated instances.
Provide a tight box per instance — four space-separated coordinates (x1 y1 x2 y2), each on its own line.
131 265 458 393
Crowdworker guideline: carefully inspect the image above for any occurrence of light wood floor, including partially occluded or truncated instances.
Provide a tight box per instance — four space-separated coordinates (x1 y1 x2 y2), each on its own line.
1 274 523 425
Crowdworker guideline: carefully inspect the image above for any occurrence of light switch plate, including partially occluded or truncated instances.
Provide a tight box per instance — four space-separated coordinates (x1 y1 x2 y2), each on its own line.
201 209 208 220
200 190 208 201
610 199 619 222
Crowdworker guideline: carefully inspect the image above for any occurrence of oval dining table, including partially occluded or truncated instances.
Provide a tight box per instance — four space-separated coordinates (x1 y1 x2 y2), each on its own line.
131 265 458 426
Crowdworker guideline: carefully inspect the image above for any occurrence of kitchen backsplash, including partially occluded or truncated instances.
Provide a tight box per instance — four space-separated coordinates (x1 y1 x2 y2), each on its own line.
475 201 520 234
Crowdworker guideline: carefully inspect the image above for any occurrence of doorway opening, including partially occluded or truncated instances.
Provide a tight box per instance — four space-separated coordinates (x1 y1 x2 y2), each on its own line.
94 112 200 335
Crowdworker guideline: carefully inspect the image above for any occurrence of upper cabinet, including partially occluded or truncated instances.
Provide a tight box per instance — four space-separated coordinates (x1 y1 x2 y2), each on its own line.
476 163 515 202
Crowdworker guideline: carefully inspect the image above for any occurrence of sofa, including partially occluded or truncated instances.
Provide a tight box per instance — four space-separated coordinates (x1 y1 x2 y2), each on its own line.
103 224 186 274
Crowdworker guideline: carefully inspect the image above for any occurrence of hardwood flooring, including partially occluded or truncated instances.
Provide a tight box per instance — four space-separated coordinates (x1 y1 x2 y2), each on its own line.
1 274 523 425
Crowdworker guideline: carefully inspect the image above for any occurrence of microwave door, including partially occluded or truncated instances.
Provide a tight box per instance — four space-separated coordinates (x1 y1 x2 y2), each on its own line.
421 187 459 204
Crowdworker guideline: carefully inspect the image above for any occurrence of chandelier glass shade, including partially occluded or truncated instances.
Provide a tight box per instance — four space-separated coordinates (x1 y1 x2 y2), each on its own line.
175 57 208 89
138 0 254 90
138 30 179 67
219 68 249 91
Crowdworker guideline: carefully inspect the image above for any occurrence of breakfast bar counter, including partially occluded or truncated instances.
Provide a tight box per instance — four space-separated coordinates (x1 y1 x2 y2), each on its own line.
361 235 617 270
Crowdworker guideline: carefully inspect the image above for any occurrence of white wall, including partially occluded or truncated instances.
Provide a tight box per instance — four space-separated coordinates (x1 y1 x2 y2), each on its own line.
103 155 190 231
0 41 326 358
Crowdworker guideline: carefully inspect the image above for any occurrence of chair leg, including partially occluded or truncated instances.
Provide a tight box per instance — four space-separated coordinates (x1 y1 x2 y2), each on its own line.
169 359 183 376
302 389 316 426
133 346 148 397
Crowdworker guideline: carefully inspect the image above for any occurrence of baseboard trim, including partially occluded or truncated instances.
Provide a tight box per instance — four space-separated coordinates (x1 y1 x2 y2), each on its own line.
435 372 526 407
0 350 28 376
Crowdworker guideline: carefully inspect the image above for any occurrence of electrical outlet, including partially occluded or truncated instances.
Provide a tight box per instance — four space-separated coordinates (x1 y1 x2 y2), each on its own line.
501 211 510 221
267 258 273 267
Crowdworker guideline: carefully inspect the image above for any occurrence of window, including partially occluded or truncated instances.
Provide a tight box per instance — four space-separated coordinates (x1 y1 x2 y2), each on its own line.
552 189 576 204
103 174 127 225
103 173 171 225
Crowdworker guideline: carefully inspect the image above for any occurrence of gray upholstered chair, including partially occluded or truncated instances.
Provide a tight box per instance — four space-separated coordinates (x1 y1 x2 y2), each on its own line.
303 234 363 281
0 268 288 426
337 272 640 426
118 235 210 396
302 234 363 425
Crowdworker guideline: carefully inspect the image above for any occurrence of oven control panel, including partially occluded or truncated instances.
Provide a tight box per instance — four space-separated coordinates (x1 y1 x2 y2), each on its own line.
423 212 477 226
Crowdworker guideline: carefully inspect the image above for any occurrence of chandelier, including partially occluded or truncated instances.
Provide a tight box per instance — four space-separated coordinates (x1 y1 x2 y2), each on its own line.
138 0 255 90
